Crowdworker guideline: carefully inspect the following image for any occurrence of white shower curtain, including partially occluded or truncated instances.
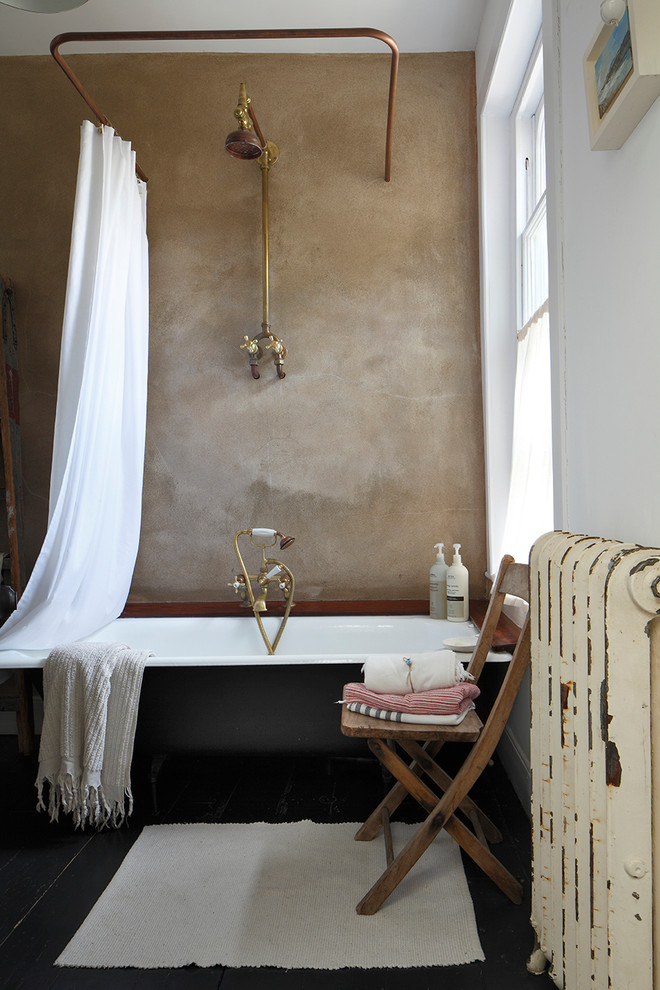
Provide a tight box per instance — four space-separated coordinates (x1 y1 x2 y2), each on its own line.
0 122 148 649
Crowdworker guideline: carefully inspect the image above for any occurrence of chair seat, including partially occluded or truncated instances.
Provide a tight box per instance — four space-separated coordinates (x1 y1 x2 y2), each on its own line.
340 698 483 742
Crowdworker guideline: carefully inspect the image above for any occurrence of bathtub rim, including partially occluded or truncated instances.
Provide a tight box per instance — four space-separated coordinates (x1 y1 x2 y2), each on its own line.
0 599 519 668
120 598 519 649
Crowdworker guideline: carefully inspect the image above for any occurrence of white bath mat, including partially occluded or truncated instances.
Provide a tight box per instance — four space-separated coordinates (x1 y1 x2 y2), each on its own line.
56 820 485 970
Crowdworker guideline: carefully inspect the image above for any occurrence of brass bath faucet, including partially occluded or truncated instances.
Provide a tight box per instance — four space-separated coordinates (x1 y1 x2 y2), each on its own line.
230 528 295 654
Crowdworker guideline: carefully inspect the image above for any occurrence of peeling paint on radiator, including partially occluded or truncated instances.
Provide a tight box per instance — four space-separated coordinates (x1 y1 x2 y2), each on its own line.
529 532 660 990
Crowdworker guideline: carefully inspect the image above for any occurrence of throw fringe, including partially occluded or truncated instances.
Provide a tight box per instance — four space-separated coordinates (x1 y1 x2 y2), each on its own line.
36 772 134 829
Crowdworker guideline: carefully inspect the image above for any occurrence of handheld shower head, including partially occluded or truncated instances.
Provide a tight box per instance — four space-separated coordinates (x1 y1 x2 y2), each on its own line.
249 528 295 550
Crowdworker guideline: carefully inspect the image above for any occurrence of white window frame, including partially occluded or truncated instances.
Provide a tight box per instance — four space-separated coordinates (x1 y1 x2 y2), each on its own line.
477 1 547 577
497 32 552 569
515 39 548 330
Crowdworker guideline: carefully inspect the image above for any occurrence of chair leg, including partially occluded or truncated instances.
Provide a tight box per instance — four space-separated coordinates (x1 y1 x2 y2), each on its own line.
355 737 523 914
356 779 409 841
399 738 503 844
357 808 443 914
442 811 523 905
355 740 443 841
357 737 502 846
357 798 523 915
366 738 439 813
381 808 394 866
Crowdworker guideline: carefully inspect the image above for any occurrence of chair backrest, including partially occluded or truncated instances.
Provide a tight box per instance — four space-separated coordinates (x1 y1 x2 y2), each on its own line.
441 558 531 819
467 554 530 683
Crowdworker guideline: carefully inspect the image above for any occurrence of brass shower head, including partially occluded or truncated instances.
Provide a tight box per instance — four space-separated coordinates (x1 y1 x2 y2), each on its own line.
225 82 264 160
225 127 263 160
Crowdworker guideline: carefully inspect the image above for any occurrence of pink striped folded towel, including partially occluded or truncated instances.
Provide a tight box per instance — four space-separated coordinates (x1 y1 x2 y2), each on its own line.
342 681 480 716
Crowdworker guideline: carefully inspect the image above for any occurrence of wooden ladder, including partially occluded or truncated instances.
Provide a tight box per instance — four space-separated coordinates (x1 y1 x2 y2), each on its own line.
0 277 34 755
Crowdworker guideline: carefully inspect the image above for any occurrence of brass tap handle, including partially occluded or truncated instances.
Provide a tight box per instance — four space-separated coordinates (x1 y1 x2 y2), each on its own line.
240 335 261 355
264 336 287 358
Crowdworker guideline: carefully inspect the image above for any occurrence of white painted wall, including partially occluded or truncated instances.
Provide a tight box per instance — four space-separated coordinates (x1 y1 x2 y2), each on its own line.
544 0 660 546
478 0 660 812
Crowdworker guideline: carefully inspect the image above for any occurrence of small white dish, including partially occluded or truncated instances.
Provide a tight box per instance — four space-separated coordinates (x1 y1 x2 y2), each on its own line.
443 636 478 653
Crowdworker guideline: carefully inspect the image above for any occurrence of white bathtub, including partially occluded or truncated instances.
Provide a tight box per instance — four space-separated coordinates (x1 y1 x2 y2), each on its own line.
0 614 478 668
1 611 494 754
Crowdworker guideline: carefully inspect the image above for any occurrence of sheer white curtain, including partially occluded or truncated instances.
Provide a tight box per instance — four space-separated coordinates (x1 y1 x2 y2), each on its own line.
0 122 148 648
499 301 553 564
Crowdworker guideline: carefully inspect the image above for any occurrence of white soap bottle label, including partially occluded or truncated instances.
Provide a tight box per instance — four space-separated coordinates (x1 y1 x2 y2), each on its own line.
430 575 447 618
446 577 466 620
429 542 448 619
446 543 469 622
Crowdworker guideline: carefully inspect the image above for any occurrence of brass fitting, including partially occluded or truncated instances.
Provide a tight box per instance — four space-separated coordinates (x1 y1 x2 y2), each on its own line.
233 83 252 129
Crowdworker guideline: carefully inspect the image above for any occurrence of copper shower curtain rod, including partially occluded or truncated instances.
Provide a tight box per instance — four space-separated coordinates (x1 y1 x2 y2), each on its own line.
50 27 400 183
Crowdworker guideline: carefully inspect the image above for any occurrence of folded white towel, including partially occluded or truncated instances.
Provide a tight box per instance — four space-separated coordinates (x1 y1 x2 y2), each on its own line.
361 649 472 694
36 642 150 828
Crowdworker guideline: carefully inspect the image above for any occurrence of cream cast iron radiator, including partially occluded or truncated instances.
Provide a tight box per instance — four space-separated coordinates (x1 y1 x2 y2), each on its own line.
528 532 660 989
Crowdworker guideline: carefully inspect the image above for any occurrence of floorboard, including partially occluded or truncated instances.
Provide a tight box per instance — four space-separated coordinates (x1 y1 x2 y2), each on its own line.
0 737 548 989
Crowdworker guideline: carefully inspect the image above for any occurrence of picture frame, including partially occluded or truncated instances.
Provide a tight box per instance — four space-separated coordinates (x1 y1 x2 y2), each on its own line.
584 0 660 150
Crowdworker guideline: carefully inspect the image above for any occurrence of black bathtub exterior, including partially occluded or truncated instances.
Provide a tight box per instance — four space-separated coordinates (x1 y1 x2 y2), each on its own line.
124 598 518 756
135 662 366 755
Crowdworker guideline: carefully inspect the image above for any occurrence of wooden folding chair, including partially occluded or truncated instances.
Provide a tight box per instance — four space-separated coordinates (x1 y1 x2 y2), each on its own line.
340 554 530 914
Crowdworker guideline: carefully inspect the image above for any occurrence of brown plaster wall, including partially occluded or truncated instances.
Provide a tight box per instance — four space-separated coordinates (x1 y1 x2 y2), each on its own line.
0 51 486 603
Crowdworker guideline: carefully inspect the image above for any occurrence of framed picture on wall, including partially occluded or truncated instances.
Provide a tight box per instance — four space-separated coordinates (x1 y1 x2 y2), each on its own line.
584 0 660 150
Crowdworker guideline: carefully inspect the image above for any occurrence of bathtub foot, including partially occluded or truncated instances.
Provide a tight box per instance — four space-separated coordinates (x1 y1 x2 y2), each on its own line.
148 752 168 815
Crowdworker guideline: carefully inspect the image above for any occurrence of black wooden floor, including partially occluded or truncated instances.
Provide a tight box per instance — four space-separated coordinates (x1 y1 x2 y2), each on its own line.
0 737 551 990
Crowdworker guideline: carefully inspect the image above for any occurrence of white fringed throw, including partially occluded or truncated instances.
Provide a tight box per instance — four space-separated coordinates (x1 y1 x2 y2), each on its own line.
36 642 149 828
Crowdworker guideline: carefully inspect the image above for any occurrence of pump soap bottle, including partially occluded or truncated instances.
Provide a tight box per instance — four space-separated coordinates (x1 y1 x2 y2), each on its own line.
447 544 469 622
429 543 448 619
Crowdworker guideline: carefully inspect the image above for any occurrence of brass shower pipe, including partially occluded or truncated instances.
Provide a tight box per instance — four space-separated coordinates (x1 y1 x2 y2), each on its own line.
229 83 286 379
49 28 400 185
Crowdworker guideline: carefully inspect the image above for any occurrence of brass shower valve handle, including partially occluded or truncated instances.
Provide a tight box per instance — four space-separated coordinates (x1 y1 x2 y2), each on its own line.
264 336 286 358
240 335 263 379
240 335 262 356
263 333 287 378
239 332 287 379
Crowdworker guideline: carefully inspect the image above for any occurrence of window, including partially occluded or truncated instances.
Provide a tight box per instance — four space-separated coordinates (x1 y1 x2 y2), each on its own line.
516 46 547 329
499 38 553 565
